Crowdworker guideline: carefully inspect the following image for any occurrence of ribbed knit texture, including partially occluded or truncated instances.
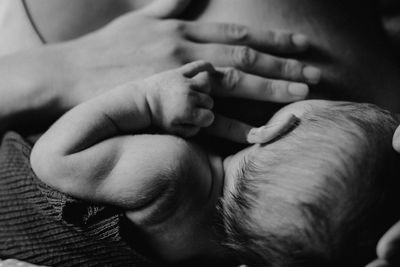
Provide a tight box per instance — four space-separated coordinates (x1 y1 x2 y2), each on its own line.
0 132 153 267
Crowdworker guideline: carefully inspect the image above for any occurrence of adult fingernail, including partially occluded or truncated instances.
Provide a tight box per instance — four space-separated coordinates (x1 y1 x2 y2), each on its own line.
365 259 390 267
303 66 321 84
288 83 309 98
292 34 309 49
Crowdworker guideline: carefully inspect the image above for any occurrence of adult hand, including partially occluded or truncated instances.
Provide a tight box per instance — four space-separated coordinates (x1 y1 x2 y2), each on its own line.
366 221 400 267
62 0 320 110
141 60 307 143
366 127 400 267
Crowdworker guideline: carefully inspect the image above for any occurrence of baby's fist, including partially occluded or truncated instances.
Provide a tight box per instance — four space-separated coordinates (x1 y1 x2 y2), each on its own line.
144 61 216 137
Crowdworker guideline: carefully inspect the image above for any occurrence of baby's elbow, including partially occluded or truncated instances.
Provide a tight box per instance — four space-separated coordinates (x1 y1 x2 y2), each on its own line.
30 141 71 192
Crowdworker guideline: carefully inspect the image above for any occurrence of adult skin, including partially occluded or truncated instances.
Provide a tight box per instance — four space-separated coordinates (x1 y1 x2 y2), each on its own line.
372 129 400 267
12 0 400 265
188 1 400 265
183 0 400 120
0 0 316 135
25 0 400 142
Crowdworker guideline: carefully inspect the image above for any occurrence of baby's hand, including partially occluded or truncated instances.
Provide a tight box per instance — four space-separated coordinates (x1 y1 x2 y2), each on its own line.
144 61 216 137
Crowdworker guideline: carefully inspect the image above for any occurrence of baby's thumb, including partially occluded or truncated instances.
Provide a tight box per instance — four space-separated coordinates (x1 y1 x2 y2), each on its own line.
138 0 192 18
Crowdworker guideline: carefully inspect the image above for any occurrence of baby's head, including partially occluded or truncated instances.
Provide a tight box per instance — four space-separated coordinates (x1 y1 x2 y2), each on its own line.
218 100 400 266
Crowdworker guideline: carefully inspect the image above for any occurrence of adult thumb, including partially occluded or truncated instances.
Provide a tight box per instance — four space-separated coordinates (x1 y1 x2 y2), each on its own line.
393 125 400 153
138 0 192 18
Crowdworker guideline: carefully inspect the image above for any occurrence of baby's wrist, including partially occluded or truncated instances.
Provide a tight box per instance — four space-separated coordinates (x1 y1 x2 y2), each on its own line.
142 85 163 129
110 82 153 132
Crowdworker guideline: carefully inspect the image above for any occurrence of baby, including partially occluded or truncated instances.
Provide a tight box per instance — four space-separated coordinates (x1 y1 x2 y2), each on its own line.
31 62 400 267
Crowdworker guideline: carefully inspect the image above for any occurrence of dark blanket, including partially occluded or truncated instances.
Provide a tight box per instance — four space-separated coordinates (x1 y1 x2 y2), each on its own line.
0 132 152 267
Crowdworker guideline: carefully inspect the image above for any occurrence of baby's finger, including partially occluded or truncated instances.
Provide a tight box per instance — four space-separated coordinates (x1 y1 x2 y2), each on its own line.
181 60 215 78
213 68 309 102
204 114 254 144
192 72 212 93
172 125 200 138
247 113 299 144
193 92 214 109
183 109 215 128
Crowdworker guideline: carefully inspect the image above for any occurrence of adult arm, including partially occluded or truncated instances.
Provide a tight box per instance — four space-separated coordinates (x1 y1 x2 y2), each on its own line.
0 44 73 134
0 0 320 134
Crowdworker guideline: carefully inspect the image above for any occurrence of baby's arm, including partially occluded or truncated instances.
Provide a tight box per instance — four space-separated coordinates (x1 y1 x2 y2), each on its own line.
31 61 217 209
31 60 284 210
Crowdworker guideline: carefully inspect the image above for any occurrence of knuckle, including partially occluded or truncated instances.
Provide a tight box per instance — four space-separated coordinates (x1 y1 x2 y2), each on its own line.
205 112 215 126
269 31 291 48
282 59 302 77
163 20 186 34
263 81 275 97
265 30 277 45
223 24 249 41
266 80 284 97
233 46 257 69
187 90 199 101
207 97 215 109
276 34 292 48
189 109 199 121
192 60 208 70
163 39 186 62
222 68 241 91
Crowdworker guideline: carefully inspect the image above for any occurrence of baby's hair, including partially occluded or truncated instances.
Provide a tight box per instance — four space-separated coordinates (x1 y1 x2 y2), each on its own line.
218 102 400 267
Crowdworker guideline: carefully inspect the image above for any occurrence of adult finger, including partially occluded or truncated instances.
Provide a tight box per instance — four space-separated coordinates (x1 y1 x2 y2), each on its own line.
212 68 309 102
138 0 192 19
392 126 400 152
180 60 215 78
366 259 390 267
204 114 254 144
377 221 400 263
189 43 321 84
184 22 309 53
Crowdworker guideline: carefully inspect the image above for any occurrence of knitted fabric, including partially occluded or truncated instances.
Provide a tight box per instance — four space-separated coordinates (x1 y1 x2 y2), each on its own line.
0 132 153 267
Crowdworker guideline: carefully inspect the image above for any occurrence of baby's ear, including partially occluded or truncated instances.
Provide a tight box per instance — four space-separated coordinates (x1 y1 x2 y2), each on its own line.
247 113 299 144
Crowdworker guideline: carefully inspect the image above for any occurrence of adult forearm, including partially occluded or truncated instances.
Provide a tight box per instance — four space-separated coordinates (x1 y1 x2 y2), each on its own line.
33 81 150 157
0 43 76 133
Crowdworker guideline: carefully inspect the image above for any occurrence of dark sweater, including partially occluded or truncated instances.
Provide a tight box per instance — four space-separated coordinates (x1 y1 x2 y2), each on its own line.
0 132 153 267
